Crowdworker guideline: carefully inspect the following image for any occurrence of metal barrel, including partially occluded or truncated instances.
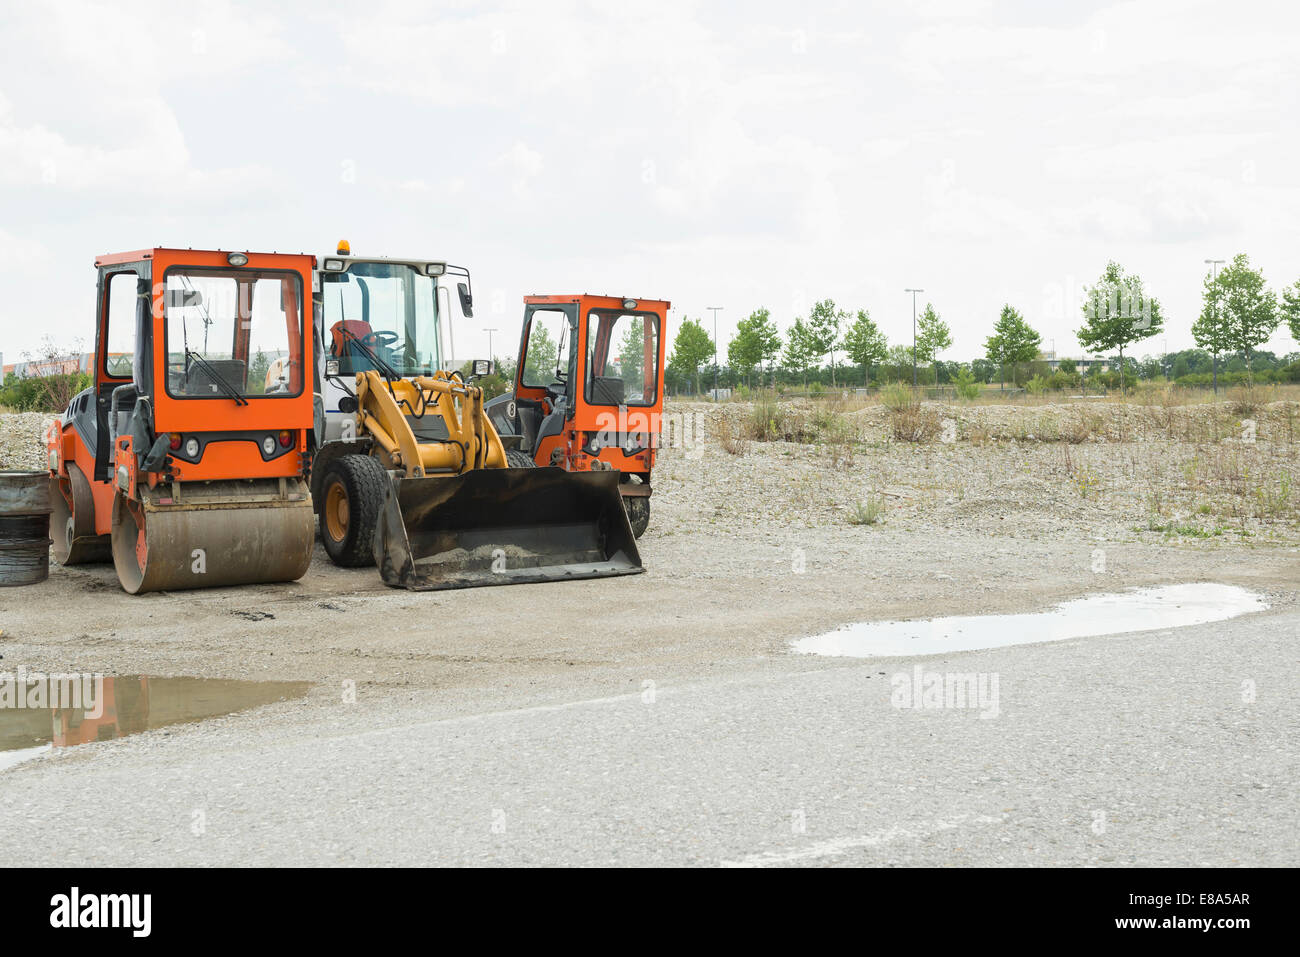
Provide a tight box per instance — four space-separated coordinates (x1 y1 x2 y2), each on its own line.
0 470 52 586
375 467 643 590
111 478 315 594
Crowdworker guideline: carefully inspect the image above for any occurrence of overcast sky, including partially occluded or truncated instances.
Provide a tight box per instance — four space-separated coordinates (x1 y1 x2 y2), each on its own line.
2 0 1298 367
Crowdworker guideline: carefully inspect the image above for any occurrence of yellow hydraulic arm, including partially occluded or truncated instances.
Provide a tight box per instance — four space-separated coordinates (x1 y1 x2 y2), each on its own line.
354 370 508 477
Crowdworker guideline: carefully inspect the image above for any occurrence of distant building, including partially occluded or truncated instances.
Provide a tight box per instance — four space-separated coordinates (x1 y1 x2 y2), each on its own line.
1044 355 1109 373
3 352 121 378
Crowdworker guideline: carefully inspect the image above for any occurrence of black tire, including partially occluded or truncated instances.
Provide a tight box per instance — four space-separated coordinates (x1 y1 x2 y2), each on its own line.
624 496 650 538
318 454 389 567
505 449 536 468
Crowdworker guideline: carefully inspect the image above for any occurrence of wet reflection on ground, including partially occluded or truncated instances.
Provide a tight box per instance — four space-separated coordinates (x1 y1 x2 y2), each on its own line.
0 675 311 770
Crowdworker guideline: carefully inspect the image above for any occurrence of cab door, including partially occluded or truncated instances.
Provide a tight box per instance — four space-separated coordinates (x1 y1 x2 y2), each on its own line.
92 261 149 481
514 300 578 459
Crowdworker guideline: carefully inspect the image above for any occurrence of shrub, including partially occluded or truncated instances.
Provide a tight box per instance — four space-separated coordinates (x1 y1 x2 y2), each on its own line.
0 371 92 412
954 368 981 401
747 397 780 441
711 415 748 456
745 398 814 443
892 405 940 443
848 494 884 526
879 382 916 412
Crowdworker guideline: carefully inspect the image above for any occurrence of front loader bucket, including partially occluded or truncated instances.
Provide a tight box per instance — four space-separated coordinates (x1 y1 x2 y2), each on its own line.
375 467 643 590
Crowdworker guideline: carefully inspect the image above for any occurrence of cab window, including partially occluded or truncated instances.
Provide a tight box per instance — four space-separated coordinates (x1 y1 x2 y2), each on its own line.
521 309 572 388
584 311 658 406
103 271 137 378
163 268 304 398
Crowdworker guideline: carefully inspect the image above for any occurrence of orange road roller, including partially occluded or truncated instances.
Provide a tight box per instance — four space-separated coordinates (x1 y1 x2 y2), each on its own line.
46 248 316 593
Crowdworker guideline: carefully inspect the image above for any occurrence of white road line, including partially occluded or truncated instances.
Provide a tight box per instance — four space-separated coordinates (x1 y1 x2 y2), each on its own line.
720 814 1005 867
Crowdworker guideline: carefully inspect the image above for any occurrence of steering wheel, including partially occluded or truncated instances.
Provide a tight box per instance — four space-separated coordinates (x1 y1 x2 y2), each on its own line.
361 330 400 348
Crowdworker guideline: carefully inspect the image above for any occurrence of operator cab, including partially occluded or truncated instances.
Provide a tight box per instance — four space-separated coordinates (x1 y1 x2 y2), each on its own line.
312 244 474 444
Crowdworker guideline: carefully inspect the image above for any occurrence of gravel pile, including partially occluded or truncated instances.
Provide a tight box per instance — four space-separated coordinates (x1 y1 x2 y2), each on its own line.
6 401 1298 549
0 412 57 471
654 399 1300 545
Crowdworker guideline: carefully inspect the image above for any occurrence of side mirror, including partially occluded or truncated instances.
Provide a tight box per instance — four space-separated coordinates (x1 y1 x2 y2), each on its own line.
166 289 203 308
471 359 493 378
458 282 473 318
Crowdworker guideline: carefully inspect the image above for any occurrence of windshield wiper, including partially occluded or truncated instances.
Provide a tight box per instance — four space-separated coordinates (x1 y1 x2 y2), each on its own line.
339 328 403 381
185 350 248 406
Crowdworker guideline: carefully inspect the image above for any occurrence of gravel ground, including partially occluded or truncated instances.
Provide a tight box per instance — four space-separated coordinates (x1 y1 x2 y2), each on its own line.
0 412 55 471
1 400 1297 866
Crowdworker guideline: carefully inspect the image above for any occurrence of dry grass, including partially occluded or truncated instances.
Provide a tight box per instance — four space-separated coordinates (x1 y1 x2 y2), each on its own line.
711 415 748 456
891 406 942 443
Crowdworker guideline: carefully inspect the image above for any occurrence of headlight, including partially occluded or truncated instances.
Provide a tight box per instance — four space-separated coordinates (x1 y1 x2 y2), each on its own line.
184 437 200 457
262 436 276 455
227 252 249 267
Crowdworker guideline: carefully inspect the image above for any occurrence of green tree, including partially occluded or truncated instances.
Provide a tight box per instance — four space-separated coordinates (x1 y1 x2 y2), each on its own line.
1212 254 1280 387
1283 279 1300 342
954 366 981 400
970 358 996 384
783 316 816 388
884 343 913 383
248 349 271 394
522 323 558 384
806 299 847 386
617 318 647 395
752 308 783 389
842 309 888 386
667 318 713 395
985 305 1042 391
1076 261 1164 394
728 309 774 387
1192 268 1232 394
915 303 952 385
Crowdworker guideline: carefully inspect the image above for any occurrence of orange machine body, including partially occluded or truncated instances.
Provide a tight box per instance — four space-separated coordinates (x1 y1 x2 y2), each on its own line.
47 248 314 538
502 294 669 488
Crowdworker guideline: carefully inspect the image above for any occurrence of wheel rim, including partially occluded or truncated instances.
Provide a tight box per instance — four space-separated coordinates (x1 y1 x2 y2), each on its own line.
110 494 147 594
50 477 73 563
325 481 350 542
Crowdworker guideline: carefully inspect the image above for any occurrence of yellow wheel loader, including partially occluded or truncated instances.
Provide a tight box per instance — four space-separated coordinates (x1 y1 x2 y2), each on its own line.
309 245 642 590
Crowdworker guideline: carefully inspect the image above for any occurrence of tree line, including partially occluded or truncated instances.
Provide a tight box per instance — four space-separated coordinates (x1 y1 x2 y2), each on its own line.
666 257 1300 395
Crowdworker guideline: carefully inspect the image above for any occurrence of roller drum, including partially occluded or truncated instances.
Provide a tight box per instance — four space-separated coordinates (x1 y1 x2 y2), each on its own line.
111 479 314 594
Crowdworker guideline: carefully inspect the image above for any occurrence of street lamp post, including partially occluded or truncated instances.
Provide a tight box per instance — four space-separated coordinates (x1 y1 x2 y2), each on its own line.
708 306 723 399
905 289 924 391
484 328 498 367
1205 259 1225 393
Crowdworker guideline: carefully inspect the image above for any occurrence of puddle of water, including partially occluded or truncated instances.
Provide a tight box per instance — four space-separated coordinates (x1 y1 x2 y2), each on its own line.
0 676 311 770
0 744 50 773
793 584 1269 658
